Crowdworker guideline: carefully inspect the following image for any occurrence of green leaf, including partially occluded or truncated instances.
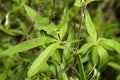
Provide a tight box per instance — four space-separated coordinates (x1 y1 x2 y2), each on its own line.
78 55 86 80
85 10 97 43
97 45 109 70
74 0 82 7
38 23 58 39
24 5 57 39
24 5 48 25
59 3 69 40
0 37 55 56
98 38 120 54
108 62 120 70
28 43 59 77
61 71 69 80
0 66 9 80
77 43 94 56
19 52 38 62
91 45 109 70
12 63 26 80
91 46 98 66
74 0 95 7
71 67 81 80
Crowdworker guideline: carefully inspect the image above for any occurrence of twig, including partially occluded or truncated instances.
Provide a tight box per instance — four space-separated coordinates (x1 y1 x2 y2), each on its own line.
49 0 55 24
19 21 34 42
18 0 49 43
37 0 48 13
72 3 86 77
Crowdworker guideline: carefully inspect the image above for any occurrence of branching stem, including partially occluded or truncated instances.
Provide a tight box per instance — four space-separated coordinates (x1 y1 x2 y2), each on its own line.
72 3 86 77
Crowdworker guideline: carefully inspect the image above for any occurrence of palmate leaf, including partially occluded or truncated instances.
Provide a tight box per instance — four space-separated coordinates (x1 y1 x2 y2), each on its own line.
28 43 59 77
59 3 69 40
85 10 97 43
0 37 55 56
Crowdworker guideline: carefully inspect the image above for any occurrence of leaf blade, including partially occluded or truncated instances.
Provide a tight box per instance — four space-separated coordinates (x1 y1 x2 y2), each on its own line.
24 5 57 39
97 45 109 70
0 37 55 56
99 38 120 54
85 10 97 43
59 3 69 40
28 43 59 77
77 42 94 56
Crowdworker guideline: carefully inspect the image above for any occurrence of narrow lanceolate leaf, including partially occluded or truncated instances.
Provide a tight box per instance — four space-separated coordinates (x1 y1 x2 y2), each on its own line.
0 37 55 56
85 10 97 43
24 5 57 38
77 43 93 56
24 5 48 26
97 45 109 70
98 38 120 54
28 43 59 77
78 55 86 80
59 3 69 40
108 62 120 70
91 46 98 66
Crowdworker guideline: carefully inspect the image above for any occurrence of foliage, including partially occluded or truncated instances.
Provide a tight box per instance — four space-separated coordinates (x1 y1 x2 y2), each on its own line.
0 0 120 80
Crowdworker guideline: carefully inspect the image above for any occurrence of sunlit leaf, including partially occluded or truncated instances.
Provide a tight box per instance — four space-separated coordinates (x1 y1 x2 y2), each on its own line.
0 37 55 56
77 42 94 56
97 45 109 70
59 3 69 40
85 10 97 43
24 5 48 25
74 0 82 7
61 71 69 80
24 5 57 38
28 43 59 77
98 38 120 54
91 45 109 70
91 46 98 65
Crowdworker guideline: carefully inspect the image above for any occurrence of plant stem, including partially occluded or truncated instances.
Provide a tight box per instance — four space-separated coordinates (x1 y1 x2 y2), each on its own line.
38 0 48 12
72 4 86 77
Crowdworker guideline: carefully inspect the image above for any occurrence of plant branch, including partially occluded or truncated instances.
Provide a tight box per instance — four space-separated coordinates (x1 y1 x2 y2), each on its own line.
72 4 86 77
36 0 48 13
